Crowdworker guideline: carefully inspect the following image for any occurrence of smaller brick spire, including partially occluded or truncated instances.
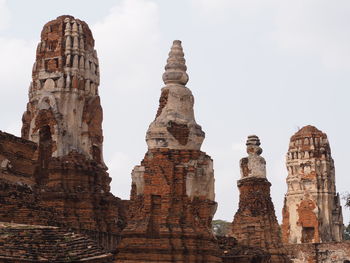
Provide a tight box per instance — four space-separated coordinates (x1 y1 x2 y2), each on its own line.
231 135 290 262
162 40 189 85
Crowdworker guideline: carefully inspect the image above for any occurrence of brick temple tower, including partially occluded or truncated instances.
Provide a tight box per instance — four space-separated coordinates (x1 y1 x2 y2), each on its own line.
281 125 343 244
18 16 125 251
231 135 290 263
21 15 103 164
115 40 221 262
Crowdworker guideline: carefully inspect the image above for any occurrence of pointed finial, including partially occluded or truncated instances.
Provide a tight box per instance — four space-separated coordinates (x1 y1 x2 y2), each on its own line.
162 40 189 85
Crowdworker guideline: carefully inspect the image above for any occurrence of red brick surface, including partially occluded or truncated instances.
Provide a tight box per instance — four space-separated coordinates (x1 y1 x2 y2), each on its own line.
116 149 221 262
231 177 290 263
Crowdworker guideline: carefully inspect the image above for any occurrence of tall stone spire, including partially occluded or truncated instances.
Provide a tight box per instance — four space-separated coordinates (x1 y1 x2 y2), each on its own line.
116 41 221 263
282 125 343 244
21 15 103 164
146 40 204 150
16 16 125 251
231 135 290 263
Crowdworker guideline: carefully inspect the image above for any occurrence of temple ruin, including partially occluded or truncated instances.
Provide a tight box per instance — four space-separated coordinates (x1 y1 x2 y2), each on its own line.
231 135 290 263
0 15 350 263
115 40 221 263
0 16 127 254
282 125 343 244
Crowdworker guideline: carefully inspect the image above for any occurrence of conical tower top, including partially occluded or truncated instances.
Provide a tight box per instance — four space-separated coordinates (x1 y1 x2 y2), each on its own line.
21 15 104 164
146 40 204 150
162 40 189 85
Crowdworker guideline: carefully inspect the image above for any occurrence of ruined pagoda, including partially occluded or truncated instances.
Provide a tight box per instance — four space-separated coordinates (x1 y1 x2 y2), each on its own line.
282 125 343 244
115 40 221 262
18 15 125 250
231 135 290 263
22 15 103 164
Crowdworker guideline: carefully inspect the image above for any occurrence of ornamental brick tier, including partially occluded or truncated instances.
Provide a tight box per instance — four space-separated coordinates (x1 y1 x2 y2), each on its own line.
231 135 290 263
115 40 222 263
281 125 343 244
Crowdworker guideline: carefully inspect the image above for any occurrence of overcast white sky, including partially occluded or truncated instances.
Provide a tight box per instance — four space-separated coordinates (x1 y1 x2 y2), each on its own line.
0 0 350 225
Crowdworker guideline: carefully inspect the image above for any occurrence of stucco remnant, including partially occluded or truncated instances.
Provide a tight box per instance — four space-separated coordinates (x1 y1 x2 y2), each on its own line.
146 40 205 151
281 125 343 244
21 15 104 165
3 16 128 252
232 135 290 263
116 40 221 263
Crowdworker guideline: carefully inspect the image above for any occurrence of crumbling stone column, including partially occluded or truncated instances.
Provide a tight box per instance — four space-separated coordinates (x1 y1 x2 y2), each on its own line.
231 135 290 263
115 40 221 263
281 125 343 244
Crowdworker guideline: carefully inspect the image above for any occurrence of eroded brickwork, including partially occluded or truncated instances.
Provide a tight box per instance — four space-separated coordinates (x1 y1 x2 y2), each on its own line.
231 136 290 263
0 222 113 262
0 131 37 186
3 14 350 263
217 236 271 263
0 16 127 252
38 151 126 250
281 125 343 244
115 40 221 263
285 242 350 263
21 15 103 163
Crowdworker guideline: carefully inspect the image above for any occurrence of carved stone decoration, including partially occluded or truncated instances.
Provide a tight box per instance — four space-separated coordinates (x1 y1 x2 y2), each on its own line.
21 15 103 165
115 40 221 263
281 125 343 244
231 135 290 263
13 16 127 252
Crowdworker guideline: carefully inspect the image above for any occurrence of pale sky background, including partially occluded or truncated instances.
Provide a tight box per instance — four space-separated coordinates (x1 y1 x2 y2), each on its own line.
0 0 350 225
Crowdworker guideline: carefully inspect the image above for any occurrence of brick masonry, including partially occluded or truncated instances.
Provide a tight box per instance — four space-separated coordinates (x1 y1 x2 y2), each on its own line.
115 40 221 263
282 125 343 244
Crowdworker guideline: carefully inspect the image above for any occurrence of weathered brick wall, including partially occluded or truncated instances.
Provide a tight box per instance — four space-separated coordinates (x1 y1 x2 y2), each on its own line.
0 179 62 226
0 222 114 262
0 132 61 227
0 131 37 185
217 236 271 263
38 151 127 251
232 177 290 263
0 131 127 252
116 148 221 263
285 242 350 262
